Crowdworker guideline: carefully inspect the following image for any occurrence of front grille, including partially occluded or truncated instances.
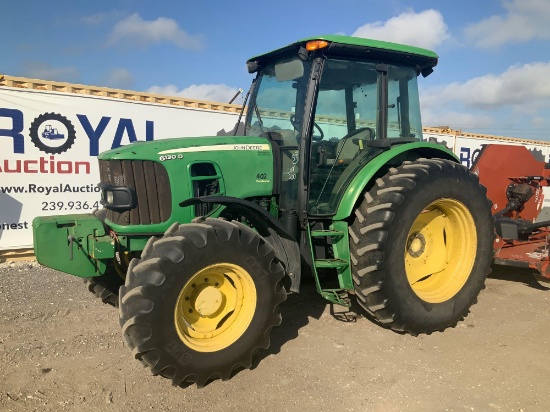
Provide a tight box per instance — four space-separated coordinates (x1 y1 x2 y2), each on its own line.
99 159 171 226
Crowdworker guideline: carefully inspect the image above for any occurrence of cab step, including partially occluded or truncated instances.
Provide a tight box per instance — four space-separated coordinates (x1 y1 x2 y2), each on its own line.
320 289 351 307
310 229 345 238
314 258 348 269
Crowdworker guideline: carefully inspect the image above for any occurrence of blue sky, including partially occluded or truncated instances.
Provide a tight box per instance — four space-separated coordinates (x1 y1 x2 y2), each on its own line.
2 0 550 140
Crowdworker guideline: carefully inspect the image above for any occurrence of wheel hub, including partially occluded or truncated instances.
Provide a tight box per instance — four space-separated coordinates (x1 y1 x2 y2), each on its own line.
407 232 426 257
194 286 223 316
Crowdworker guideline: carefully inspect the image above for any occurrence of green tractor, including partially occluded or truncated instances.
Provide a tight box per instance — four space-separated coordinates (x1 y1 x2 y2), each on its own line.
33 35 493 387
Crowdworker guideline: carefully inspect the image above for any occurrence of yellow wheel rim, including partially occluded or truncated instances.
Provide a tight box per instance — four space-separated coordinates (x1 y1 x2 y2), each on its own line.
404 199 477 303
174 263 257 352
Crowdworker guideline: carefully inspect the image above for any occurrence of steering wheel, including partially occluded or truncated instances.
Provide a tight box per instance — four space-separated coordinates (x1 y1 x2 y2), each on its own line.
290 115 324 140
343 127 375 142
312 122 324 141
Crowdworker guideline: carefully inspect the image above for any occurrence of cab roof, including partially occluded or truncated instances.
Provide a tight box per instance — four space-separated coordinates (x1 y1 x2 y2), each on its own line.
247 35 438 73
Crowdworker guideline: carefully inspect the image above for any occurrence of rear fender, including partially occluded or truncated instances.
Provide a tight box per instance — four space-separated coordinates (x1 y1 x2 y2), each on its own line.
333 143 457 220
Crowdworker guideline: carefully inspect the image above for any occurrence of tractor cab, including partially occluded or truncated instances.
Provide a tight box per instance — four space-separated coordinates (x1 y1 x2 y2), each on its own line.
243 36 437 228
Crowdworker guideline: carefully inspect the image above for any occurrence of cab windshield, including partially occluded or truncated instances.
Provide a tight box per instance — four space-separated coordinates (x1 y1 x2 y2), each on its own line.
245 57 313 211
245 57 312 144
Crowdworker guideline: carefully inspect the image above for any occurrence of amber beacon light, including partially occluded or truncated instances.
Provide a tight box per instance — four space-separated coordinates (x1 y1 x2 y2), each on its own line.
305 40 329 51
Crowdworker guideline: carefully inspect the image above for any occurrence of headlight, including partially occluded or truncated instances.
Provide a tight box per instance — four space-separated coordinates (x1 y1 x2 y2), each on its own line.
98 184 137 210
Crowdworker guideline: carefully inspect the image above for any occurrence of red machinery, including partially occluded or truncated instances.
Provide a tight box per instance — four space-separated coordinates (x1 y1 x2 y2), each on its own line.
472 144 550 280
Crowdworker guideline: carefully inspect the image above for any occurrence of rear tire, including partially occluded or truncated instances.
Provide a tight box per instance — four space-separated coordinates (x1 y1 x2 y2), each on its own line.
349 159 493 334
119 218 286 387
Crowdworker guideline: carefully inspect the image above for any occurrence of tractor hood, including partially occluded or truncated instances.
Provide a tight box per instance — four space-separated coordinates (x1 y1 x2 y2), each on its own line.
95 135 275 235
98 135 271 162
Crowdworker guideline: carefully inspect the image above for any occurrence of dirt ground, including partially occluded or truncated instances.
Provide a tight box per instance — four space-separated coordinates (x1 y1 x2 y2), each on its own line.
1 262 549 412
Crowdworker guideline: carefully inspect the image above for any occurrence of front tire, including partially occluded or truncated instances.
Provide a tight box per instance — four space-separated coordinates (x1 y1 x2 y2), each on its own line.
349 158 493 334
119 218 287 387
84 270 123 307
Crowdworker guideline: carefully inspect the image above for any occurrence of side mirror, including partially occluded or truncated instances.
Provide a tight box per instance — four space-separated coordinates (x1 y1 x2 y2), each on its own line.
247 61 259 74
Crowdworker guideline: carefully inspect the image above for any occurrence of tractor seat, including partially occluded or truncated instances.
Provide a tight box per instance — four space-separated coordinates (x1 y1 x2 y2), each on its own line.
335 128 374 165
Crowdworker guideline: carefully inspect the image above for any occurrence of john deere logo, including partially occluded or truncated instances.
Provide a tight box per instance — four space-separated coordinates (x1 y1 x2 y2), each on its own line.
29 113 76 154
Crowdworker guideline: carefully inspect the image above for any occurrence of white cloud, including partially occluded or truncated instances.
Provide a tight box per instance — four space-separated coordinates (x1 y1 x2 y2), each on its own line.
465 0 550 48
147 84 240 104
107 13 203 50
102 68 134 89
352 9 449 50
421 107 494 130
420 61 550 135
81 12 114 26
423 62 550 109
80 11 127 26
22 62 79 82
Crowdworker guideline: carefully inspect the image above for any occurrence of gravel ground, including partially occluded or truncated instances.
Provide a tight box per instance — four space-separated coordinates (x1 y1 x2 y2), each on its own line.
1 261 550 412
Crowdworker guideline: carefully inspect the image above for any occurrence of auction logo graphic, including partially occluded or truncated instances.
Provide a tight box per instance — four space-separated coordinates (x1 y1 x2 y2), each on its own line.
29 112 76 154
